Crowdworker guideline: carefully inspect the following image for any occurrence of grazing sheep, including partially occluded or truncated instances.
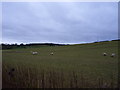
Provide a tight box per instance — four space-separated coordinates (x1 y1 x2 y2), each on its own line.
111 53 115 57
50 52 54 55
103 52 107 56
32 51 38 55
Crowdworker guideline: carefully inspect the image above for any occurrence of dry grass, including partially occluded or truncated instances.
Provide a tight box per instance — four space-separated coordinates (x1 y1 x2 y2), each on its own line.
2 64 117 88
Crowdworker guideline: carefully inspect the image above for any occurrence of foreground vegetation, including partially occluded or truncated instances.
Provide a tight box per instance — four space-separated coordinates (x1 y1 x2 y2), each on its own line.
2 41 119 88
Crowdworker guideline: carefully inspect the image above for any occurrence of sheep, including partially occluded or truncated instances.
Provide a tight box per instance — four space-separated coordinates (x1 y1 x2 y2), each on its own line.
50 52 54 55
32 51 38 55
111 53 115 57
103 52 107 56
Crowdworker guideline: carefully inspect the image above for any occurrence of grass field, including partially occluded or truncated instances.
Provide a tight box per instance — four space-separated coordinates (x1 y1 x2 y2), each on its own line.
2 41 119 88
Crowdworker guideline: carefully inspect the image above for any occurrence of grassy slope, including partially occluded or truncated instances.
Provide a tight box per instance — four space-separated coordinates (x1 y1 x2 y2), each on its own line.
2 41 118 87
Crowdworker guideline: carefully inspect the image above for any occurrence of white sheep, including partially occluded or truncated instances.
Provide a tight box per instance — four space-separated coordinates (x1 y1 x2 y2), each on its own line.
103 52 107 56
111 53 115 57
50 52 54 55
32 51 38 55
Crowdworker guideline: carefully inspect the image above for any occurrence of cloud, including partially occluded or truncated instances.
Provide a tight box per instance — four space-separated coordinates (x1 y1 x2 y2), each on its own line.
2 2 118 44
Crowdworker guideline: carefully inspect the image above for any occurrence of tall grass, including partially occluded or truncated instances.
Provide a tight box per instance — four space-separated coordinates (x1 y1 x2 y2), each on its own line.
2 64 117 88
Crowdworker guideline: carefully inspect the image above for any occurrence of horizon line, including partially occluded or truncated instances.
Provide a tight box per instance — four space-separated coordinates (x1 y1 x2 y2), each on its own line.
1 39 119 45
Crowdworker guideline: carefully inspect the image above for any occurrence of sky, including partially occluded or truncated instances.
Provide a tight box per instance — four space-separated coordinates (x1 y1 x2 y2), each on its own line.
2 2 118 44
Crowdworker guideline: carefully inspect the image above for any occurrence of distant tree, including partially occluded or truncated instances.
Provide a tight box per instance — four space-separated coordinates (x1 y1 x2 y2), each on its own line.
15 43 17 46
20 43 26 48
20 43 24 46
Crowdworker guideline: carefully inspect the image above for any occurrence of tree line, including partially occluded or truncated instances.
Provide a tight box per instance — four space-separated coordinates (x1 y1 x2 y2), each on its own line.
0 43 68 50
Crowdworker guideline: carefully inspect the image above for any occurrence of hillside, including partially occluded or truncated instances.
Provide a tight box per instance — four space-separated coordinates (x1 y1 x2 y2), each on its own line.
2 40 119 88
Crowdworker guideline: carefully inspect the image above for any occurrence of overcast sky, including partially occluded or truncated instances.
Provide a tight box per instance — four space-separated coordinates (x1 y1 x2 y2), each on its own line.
2 2 118 44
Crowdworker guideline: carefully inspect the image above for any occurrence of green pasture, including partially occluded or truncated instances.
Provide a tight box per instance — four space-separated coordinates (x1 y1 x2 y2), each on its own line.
2 41 118 88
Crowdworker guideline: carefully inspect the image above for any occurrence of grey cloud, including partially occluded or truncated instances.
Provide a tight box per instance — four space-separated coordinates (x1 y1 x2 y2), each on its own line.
2 2 118 44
